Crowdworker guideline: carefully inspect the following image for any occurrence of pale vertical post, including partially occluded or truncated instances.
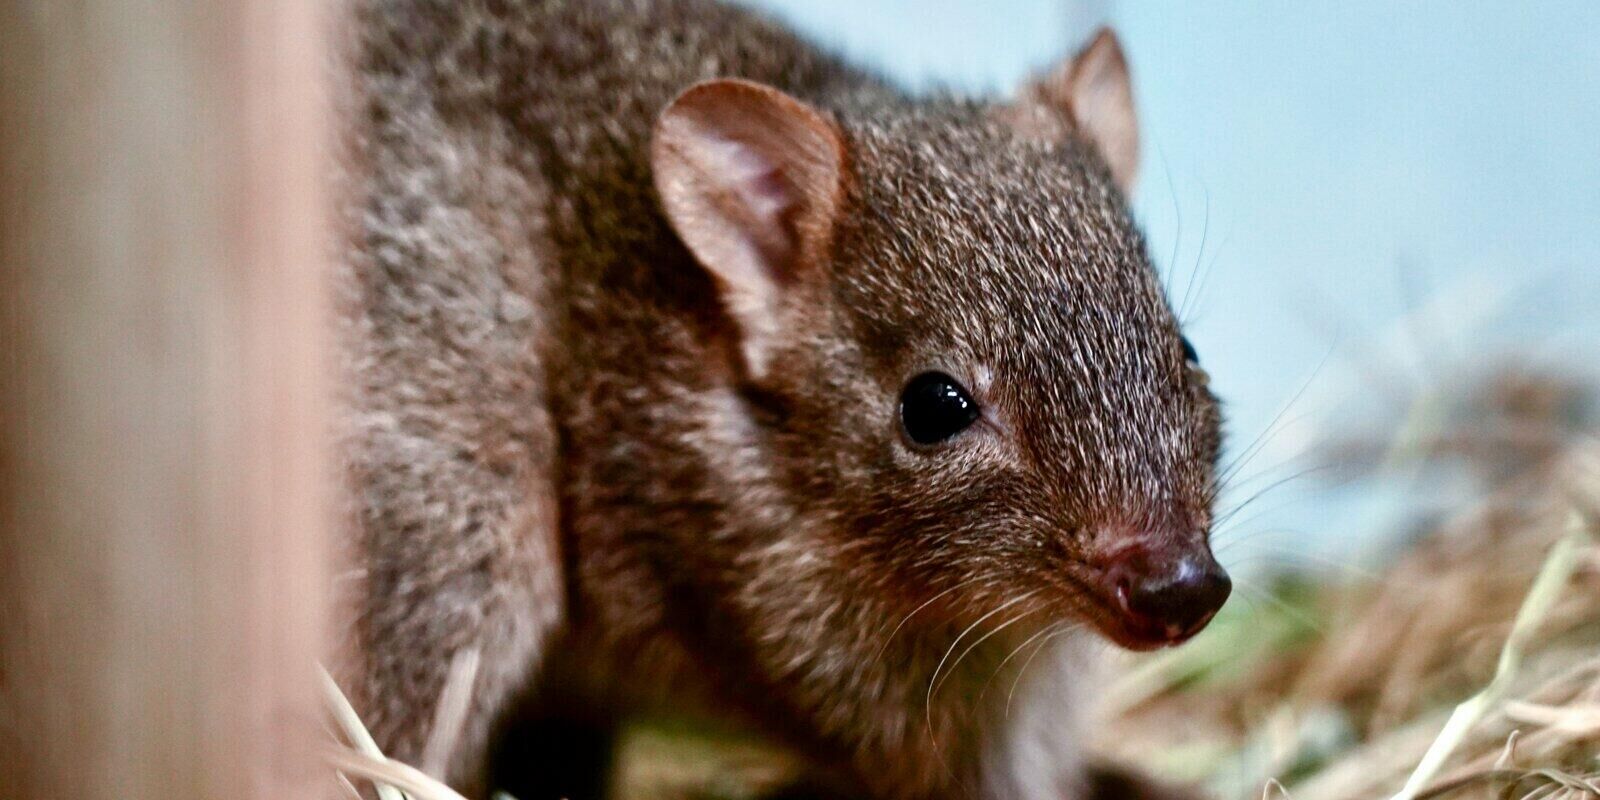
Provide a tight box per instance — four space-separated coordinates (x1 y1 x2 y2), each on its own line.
0 1 334 798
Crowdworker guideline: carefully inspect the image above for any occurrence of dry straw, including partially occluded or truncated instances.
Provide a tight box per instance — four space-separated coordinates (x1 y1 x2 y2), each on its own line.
319 666 471 800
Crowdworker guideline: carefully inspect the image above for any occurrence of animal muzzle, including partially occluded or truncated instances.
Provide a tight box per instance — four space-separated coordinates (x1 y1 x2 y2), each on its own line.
1089 541 1231 650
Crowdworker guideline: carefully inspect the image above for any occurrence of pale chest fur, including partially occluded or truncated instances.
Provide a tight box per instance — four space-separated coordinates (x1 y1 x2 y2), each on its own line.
982 634 1101 800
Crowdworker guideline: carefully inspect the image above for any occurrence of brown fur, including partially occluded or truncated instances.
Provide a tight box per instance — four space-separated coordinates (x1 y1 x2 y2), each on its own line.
334 1 1223 798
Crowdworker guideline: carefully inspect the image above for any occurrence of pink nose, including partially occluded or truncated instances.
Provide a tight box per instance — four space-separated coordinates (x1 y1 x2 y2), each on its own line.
1103 546 1231 644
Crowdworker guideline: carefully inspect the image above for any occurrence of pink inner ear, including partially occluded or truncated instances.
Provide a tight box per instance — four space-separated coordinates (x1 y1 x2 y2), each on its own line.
716 138 799 280
653 77 846 303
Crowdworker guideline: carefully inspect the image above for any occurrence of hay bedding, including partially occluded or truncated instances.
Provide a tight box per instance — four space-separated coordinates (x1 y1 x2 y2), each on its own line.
1102 369 1600 800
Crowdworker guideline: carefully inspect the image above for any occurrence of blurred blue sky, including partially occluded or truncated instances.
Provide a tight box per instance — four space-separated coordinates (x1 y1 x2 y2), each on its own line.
741 0 1600 565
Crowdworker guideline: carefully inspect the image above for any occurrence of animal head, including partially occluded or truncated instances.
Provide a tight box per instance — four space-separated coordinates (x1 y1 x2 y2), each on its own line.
651 30 1228 651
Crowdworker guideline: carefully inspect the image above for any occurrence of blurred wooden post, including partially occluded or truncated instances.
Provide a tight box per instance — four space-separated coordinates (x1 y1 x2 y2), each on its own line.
0 2 333 799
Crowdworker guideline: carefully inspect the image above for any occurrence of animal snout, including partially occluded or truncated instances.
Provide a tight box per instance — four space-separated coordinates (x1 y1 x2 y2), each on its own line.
1100 544 1231 648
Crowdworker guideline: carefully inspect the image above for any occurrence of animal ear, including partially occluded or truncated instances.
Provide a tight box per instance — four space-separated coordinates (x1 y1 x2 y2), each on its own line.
651 78 847 379
1006 28 1139 194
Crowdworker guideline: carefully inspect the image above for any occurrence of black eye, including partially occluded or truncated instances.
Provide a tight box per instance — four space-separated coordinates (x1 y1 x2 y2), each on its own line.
900 372 980 445
1180 336 1200 366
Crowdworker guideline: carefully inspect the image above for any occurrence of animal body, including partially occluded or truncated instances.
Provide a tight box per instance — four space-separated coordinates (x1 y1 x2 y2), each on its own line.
335 1 1231 797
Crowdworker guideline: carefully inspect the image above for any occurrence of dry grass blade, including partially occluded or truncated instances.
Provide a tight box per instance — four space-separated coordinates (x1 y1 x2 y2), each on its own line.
1410 767 1600 800
319 663 494 800
1504 700 1600 735
320 666 413 800
1393 514 1590 800
422 647 482 779
327 749 473 800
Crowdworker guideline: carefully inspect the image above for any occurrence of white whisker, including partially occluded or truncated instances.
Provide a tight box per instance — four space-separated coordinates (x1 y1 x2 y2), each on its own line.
979 620 1065 705
874 578 976 664
931 607 1042 699
1007 623 1082 719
